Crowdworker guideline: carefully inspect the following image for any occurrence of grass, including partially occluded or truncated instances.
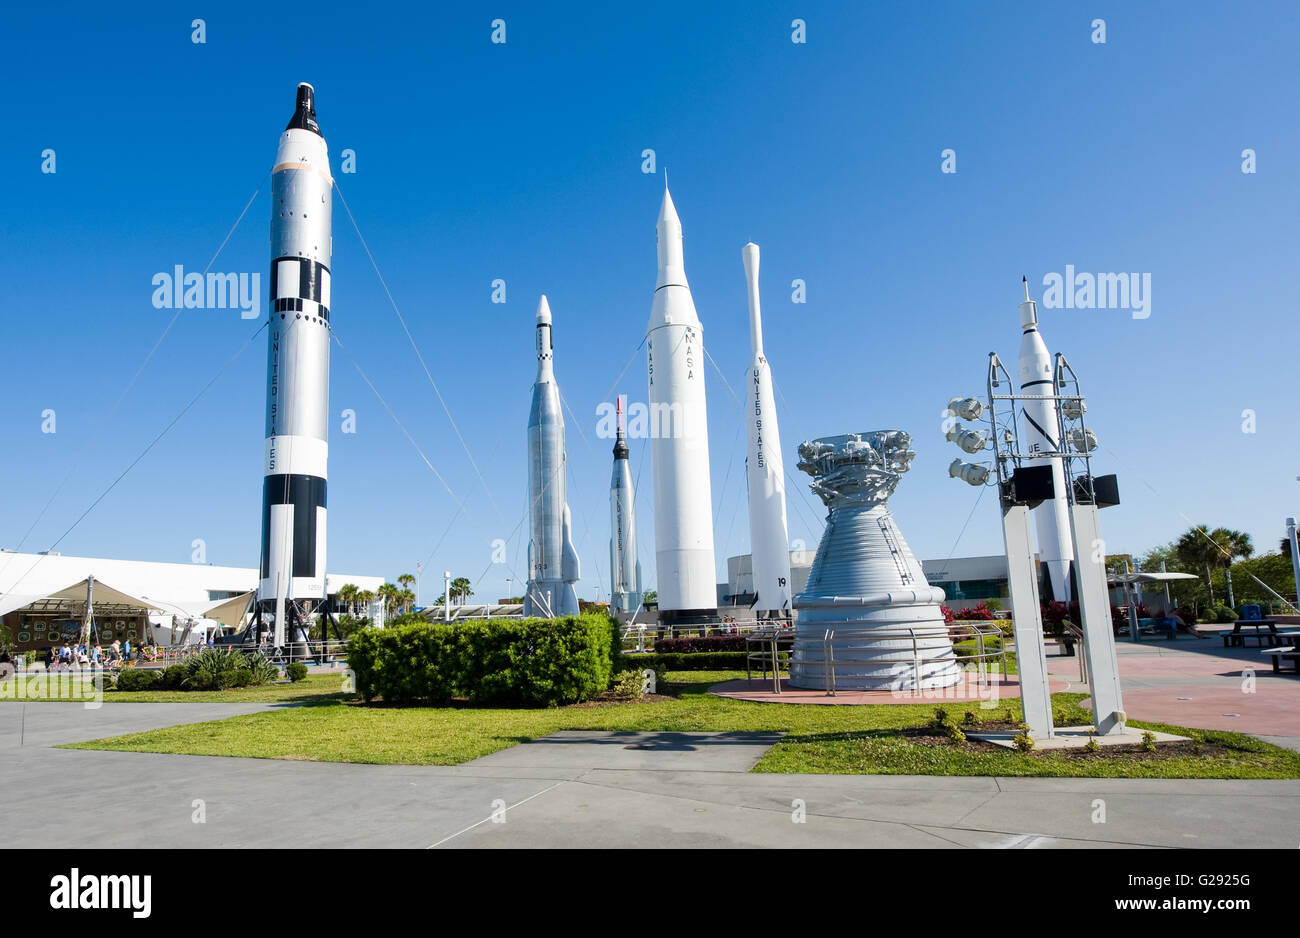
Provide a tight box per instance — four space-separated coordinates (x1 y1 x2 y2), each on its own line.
60 671 1300 779
1 672 347 704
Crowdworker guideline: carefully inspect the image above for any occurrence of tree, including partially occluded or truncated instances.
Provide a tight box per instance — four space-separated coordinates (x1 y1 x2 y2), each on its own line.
643 590 657 605
1174 525 1253 606
336 583 358 616
355 589 375 612
450 577 473 605
397 573 415 610
399 588 416 613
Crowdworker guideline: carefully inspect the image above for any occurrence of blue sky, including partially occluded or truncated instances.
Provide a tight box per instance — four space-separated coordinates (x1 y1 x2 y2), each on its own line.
1 1 1296 604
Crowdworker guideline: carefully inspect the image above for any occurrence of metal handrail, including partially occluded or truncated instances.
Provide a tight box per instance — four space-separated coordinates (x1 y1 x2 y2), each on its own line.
817 622 1008 695
1062 620 1087 683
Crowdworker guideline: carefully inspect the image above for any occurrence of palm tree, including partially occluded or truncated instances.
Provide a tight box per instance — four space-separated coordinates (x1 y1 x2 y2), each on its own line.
398 588 416 613
451 577 473 605
397 573 415 607
336 583 358 616
376 583 401 616
1175 525 1253 606
355 589 375 615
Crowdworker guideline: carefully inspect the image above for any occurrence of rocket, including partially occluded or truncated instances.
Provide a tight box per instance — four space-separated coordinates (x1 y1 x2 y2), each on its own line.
525 295 581 618
258 83 333 646
741 243 792 615
609 395 643 614
646 184 718 623
1018 277 1075 601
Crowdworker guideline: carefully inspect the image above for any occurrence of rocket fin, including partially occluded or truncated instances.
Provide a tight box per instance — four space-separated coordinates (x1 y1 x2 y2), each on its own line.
561 504 580 582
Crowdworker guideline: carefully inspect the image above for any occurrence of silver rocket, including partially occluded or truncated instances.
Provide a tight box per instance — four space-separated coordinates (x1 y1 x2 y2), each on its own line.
741 243 792 614
1018 278 1075 601
259 83 332 645
646 185 717 624
609 395 643 613
525 295 580 618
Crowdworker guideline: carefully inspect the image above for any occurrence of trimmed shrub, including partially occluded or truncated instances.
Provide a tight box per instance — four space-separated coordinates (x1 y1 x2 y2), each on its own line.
653 635 749 653
631 651 748 671
184 669 214 691
228 670 253 688
346 612 619 707
1215 606 1239 623
286 661 308 682
159 664 188 690
115 668 161 691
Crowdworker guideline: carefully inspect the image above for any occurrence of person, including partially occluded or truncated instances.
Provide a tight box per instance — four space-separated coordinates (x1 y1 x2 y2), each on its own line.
123 638 131 663
109 640 121 669
59 643 72 671
43 646 54 671
91 645 101 667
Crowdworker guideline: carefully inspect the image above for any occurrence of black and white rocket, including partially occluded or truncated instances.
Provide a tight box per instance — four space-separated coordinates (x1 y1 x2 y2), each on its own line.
258 83 333 645
646 185 717 624
609 396 642 613
525 295 581 618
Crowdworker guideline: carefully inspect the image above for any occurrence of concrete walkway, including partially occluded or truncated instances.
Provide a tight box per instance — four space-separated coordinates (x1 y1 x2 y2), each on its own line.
2 705 1297 848
1055 638 1300 749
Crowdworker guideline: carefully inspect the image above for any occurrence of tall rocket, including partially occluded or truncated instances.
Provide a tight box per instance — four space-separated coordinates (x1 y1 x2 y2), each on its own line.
259 83 333 645
1018 277 1075 601
609 396 643 613
646 185 717 623
525 295 581 618
741 243 792 614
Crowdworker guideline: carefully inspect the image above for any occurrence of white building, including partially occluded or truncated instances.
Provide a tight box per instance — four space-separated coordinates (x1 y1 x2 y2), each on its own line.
0 550 384 651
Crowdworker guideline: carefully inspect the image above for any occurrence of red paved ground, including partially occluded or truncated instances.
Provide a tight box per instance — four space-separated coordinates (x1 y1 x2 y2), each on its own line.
711 672 1069 706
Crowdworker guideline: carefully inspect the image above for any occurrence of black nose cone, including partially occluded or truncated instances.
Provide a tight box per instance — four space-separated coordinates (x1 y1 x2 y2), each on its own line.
285 83 321 136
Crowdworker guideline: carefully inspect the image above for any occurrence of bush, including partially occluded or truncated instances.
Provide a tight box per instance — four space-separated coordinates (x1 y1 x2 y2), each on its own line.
228 670 253 688
1215 606 1239 623
159 664 188 690
114 668 161 691
346 612 620 707
1141 731 1157 752
653 635 749 653
184 669 214 691
1012 732 1035 752
610 669 646 699
632 651 749 671
286 661 308 682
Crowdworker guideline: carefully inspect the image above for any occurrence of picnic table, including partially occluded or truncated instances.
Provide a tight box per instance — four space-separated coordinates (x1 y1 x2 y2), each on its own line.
1263 645 1300 674
1222 619 1298 648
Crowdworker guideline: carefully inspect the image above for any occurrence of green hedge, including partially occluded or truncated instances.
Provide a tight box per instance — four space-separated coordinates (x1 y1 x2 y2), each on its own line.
626 651 749 671
346 612 620 707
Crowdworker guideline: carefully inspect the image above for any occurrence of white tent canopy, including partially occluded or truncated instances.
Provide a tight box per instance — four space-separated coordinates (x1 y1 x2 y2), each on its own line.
0 576 162 620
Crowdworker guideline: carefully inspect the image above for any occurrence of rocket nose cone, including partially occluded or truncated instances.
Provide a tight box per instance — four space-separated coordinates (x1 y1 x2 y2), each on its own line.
286 82 321 136
536 295 552 324
658 185 680 229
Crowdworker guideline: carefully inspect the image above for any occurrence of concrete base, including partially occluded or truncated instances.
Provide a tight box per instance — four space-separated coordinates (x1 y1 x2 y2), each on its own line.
969 725 1190 750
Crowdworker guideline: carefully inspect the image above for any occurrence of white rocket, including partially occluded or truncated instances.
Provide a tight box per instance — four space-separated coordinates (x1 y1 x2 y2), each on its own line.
646 185 717 623
525 295 581 618
1018 277 1075 601
741 243 792 614
609 395 643 613
259 83 332 647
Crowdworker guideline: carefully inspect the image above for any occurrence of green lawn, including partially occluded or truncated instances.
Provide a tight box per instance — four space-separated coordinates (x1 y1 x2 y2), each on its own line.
2 672 348 704
60 671 1300 779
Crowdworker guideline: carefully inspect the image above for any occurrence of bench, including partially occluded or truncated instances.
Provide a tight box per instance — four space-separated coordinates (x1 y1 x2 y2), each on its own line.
1264 646 1300 674
1138 617 1177 641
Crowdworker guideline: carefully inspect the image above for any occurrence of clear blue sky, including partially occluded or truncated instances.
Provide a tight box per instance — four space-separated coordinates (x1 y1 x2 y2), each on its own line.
1 1 1296 604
